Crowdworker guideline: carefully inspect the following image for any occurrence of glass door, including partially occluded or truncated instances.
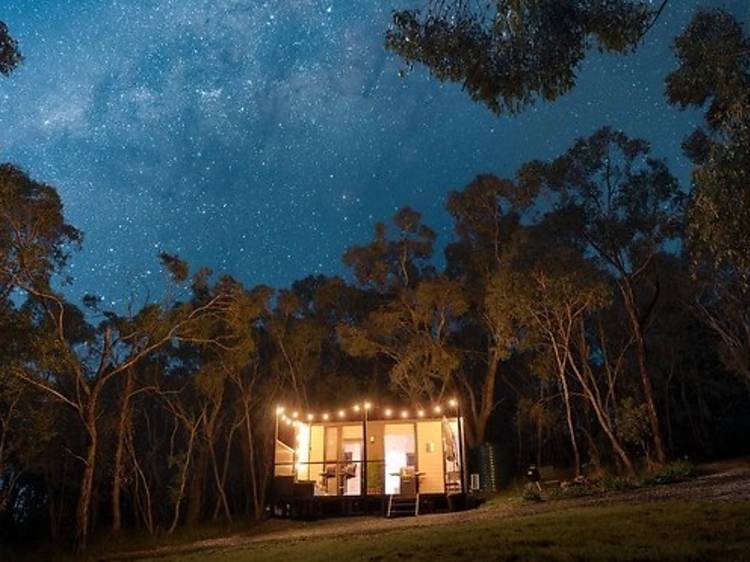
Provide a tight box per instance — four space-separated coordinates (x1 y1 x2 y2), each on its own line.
342 440 362 495
384 424 416 495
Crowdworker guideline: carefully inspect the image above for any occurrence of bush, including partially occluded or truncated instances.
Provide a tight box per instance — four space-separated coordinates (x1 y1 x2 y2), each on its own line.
550 484 596 499
521 485 544 503
599 474 639 492
643 459 697 486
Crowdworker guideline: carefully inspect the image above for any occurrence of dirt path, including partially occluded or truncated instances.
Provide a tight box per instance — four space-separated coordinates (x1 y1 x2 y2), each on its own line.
104 459 750 561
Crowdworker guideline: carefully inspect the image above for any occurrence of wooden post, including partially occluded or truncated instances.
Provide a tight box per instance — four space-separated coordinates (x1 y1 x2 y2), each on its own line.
361 406 368 498
273 411 279 477
456 406 468 494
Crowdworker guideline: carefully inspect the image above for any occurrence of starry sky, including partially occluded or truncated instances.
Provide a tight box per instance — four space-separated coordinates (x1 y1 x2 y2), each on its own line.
0 0 746 308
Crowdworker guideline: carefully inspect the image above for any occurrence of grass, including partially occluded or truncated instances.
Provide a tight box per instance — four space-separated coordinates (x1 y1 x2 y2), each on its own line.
3 518 268 562
142 501 750 562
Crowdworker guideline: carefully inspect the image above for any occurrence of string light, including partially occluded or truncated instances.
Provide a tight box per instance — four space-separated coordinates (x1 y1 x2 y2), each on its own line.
274 400 459 421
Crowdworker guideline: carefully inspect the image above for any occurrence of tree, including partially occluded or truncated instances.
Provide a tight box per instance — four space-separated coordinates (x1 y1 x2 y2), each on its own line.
666 9 750 384
386 0 667 115
488 233 635 475
519 127 684 464
340 208 466 404
340 275 467 405
0 170 250 550
0 21 22 76
343 206 436 293
445 174 534 445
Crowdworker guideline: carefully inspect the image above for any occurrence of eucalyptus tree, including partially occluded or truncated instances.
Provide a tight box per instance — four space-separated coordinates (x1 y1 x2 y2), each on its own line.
0 20 22 76
386 0 667 115
666 9 750 384
519 127 684 464
343 206 436 293
444 174 535 445
0 165 251 549
489 241 636 475
265 288 326 409
339 208 467 406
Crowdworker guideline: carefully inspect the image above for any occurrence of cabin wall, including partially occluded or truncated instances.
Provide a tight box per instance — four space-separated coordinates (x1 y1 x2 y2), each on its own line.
417 420 444 493
308 424 325 482
274 442 294 476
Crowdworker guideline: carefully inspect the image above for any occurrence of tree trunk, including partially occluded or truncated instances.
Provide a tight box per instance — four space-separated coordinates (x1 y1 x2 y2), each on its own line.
558 371 581 477
75 404 98 552
622 281 667 464
186 443 207 526
244 407 263 519
111 372 134 535
168 421 199 534
474 352 499 446
568 351 635 475
208 437 232 521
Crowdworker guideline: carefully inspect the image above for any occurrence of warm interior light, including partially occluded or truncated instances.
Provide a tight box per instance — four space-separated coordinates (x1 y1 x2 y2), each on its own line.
353 404 361 413
401 410 409 419
448 398 458 408
338 410 346 418
292 411 299 419
364 401 372 410
307 414 314 421
417 410 425 418
384 408 392 417
275 406 285 415
433 405 442 414
322 413 330 421
285 418 292 426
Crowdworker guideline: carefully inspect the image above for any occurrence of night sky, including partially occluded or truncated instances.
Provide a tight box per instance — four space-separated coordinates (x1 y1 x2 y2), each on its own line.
0 1 746 308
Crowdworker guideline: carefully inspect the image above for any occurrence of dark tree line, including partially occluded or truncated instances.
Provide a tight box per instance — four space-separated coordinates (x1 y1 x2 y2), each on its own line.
1 5 750 554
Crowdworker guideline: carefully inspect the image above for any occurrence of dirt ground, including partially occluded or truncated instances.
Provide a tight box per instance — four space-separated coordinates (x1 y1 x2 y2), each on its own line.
105 458 750 561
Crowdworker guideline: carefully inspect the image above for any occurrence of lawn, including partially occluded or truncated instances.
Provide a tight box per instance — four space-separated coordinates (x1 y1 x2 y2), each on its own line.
145 501 750 562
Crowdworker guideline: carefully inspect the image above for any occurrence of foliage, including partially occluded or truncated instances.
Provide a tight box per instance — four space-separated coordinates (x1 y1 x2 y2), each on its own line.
0 164 81 296
642 459 697 486
520 485 543 503
0 21 22 76
666 9 750 385
667 9 750 279
386 1 661 115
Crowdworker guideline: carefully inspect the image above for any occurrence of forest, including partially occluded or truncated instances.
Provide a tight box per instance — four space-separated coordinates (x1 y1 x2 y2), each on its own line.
1 0 749 555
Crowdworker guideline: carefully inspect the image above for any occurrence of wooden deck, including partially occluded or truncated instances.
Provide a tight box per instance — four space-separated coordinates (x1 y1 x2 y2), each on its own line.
270 492 468 519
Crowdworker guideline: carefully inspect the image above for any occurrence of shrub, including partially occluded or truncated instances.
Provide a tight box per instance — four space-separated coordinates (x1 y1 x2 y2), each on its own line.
643 459 697 486
521 486 544 503
599 474 639 492
550 484 596 499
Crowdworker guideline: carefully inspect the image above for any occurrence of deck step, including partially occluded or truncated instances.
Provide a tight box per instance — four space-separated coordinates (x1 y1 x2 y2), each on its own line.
386 494 420 517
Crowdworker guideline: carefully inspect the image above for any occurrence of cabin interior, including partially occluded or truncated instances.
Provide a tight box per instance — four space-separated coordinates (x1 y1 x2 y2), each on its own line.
274 410 465 499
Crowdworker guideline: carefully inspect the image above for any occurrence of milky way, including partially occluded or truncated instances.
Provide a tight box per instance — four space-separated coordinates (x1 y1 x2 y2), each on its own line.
0 0 745 308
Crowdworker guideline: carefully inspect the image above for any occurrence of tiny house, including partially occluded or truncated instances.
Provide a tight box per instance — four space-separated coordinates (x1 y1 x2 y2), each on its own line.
271 400 467 517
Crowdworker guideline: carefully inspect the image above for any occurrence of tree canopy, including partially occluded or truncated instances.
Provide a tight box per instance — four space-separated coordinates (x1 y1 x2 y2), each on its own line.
0 21 22 76
386 0 666 114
